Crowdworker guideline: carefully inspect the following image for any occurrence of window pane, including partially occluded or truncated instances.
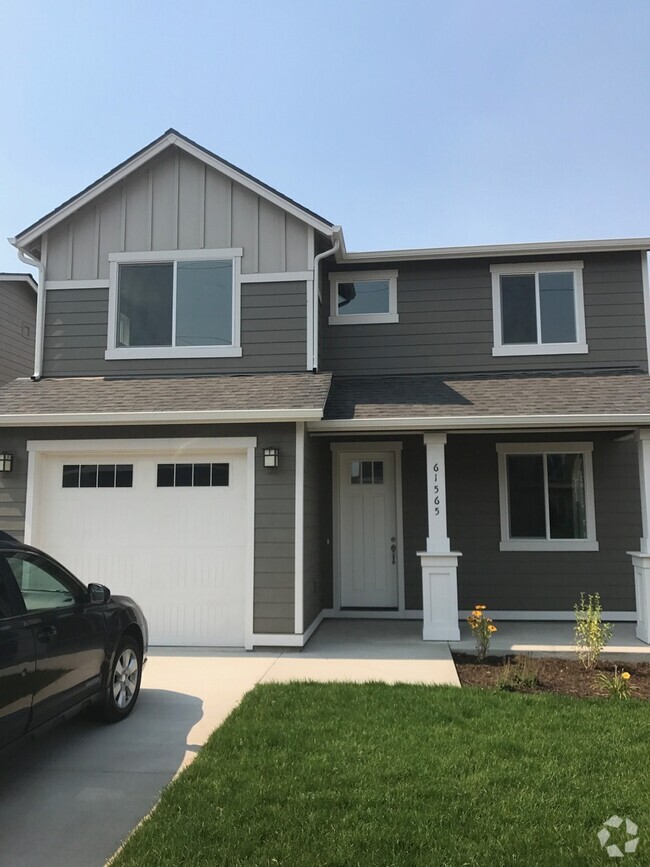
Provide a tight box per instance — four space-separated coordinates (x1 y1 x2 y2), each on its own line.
506 454 546 538
118 264 173 347
115 465 133 488
62 465 80 488
547 453 587 539
361 461 373 484
193 464 211 487
500 274 537 344
80 465 98 488
539 272 577 343
7 552 77 611
176 261 232 346
97 465 116 488
211 464 229 486
175 464 193 487
350 460 361 484
337 280 390 315
373 461 384 484
157 464 174 487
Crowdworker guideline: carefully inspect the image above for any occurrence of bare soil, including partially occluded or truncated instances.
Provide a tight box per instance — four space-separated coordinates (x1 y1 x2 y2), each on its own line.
453 653 650 700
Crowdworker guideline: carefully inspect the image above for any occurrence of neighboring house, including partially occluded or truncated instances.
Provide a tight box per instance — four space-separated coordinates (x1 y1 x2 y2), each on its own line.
2 128 650 650
0 274 37 386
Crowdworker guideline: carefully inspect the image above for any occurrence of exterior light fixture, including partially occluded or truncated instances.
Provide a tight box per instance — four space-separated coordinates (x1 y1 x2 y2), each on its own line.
263 447 280 468
0 452 13 473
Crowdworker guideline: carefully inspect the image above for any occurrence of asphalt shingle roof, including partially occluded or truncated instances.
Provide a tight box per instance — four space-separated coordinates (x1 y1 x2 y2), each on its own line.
324 369 650 420
0 373 332 416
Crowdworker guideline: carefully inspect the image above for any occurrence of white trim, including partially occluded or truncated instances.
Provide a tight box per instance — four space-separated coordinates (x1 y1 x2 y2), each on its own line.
249 609 325 648
26 436 258 455
45 279 110 290
496 441 598 551
321 608 423 620
244 443 256 651
328 269 398 325
239 270 313 283
13 131 334 249
106 248 242 360
642 252 650 375
330 441 404 615
337 237 650 264
294 422 305 634
0 273 38 292
2 409 322 428
306 278 314 371
302 608 324 641
308 413 650 433
458 609 636 621
491 260 587 357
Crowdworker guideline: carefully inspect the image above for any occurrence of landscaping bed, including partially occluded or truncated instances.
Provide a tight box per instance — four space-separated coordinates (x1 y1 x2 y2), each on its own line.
453 653 650 699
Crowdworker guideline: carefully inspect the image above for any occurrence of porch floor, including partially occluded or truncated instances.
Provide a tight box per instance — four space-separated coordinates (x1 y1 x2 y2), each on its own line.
450 620 650 660
264 619 460 685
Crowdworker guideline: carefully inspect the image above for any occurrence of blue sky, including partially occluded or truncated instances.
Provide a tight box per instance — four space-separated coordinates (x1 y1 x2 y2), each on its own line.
1 0 649 273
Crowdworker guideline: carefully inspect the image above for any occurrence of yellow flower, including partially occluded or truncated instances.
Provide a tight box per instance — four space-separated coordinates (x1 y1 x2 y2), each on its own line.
476 604 487 610
621 671 631 681
488 625 497 633
471 610 481 618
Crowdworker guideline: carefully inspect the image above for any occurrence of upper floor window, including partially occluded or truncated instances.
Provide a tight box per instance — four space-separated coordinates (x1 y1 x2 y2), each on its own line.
106 248 243 360
328 270 398 325
490 261 587 356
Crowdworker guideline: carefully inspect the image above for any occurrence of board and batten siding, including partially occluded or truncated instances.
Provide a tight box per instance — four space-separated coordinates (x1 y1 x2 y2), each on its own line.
42 281 307 376
0 422 296 636
321 251 648 375
44 147 311 281
303 433 331 627
0 282 36 385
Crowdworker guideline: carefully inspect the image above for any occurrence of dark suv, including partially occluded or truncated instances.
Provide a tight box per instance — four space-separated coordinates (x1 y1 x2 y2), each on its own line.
0 533 148 748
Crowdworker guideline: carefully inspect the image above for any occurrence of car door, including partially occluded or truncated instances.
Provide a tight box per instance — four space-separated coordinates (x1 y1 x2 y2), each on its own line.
5 549 107 729
0 556 36 747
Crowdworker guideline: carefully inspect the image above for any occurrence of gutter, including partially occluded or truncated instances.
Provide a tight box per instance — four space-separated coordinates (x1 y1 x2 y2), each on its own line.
309 413 650 433
0 407 326 427
310 229 341 371
16 241 47 381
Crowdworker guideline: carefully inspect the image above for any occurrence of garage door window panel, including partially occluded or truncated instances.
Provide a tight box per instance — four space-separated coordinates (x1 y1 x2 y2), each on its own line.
156 462 230 487
62 464 133 489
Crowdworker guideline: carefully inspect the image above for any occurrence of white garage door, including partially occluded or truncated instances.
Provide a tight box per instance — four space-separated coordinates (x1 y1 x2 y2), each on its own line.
30 447 250 647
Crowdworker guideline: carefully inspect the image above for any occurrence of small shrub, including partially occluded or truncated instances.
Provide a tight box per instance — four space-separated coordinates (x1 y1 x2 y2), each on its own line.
497 655 540 692
574 592 613 670
594 665 634 700
467 605 497 661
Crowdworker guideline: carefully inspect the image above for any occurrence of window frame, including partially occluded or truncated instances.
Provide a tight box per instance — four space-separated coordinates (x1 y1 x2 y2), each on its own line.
490 261 587 356
328 269 399 325
496 442 598 551
106 248 243 359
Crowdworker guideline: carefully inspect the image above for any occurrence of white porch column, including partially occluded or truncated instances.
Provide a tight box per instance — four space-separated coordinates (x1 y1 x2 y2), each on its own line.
417 433 461 641
628 430 650 644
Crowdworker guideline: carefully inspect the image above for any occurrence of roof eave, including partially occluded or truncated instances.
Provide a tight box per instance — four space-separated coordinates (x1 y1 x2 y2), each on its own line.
310 413 650 432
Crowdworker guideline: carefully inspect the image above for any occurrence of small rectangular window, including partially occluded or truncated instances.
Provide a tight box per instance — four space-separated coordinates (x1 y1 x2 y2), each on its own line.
329 270 398 325
211 463 229 486
62 465 80 488
62 464 133 489
157 464 174 487
193 464 211 486
157 462 230 487
80 465 98 488
97 465 116 488
115 465 134 488
175 464 193 487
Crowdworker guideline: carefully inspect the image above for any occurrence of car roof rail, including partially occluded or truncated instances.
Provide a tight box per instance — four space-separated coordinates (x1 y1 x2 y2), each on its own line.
0 531 19 543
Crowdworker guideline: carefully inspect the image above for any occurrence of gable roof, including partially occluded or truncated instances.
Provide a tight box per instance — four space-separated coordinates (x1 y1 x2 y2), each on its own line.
11 129 335 251
0 272 38 293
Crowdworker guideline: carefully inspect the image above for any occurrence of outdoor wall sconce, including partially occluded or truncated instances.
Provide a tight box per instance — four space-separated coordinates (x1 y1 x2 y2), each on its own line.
0 452 14 473
263 447 280 468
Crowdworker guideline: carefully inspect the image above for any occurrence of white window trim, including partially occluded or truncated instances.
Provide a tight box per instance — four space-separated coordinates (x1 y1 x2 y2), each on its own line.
496 441 598 552
105 248 243 360
490 261 587 356
328 269 399 325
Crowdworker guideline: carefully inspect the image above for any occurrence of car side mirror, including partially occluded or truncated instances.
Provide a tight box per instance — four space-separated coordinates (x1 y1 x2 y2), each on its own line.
88 583 111 605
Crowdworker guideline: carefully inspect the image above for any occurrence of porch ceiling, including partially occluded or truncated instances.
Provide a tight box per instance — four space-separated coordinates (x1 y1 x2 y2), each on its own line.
320 369 650 429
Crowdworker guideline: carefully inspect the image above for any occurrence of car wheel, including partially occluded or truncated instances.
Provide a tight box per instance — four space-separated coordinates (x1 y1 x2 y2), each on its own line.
97 636 142 722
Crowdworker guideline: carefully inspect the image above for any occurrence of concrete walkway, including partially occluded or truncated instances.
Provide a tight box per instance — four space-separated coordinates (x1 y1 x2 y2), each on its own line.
0 620 457 867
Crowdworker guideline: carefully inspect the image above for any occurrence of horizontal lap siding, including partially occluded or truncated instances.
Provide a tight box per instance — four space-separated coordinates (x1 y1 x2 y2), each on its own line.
321 252 647 375
0 284 36 385
42 283 306 376
0 422 295 636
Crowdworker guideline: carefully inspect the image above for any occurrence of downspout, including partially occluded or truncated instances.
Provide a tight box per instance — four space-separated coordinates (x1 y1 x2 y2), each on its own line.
311 229 341 372
17 240 46 381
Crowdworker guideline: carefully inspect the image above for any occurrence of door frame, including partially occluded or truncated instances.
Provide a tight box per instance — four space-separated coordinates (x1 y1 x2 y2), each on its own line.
330 441 405 615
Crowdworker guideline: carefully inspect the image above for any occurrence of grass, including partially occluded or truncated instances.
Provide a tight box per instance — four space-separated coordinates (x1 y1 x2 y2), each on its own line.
113 683 650 867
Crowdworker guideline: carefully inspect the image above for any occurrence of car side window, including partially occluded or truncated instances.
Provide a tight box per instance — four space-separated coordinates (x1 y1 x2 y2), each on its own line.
0 568 13 618
5 552 80 612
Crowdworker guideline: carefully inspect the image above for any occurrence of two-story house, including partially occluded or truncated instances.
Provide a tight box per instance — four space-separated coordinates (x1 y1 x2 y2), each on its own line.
2 129 650 650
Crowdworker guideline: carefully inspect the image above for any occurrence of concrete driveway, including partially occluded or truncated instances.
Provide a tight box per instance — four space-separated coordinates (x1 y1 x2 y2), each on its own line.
0 620 456 867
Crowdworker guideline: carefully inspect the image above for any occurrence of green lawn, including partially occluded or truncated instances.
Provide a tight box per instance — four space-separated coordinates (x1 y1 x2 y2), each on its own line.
113 683 649 867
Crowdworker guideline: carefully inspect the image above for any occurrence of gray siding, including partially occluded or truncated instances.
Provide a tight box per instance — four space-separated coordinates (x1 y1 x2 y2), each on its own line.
321 252 648 375
43 281 307 376
0 422 296 635
303 433 332 626
45 148 311 280
0 282 36 385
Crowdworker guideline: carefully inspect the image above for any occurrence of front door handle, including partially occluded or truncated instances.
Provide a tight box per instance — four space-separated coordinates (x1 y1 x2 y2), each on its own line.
390 543 397 564
37 625 57 642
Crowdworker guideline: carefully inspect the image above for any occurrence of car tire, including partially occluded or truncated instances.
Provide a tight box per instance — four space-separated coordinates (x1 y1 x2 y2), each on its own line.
96 636 142 723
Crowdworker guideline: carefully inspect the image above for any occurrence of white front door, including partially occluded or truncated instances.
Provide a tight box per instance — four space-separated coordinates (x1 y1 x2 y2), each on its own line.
338 451 398 608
